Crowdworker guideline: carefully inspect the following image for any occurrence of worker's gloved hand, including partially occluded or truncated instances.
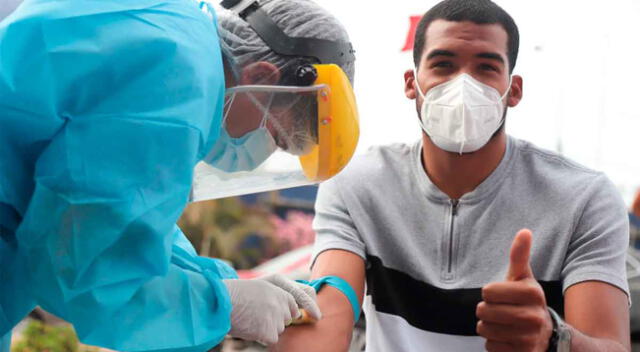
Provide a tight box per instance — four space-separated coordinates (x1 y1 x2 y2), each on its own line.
261 274 322 321
223 274 319 345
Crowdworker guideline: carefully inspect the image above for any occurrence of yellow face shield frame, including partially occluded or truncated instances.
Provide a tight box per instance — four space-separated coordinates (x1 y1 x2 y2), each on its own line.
299 64 360 181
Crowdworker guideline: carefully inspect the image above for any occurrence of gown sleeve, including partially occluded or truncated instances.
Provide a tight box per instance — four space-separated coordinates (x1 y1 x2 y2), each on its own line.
5 0 236 350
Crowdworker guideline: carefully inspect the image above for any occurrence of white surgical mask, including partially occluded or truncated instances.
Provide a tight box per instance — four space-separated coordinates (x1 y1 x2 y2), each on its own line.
414 72 511 154
203 127 277 172
203 94 278 172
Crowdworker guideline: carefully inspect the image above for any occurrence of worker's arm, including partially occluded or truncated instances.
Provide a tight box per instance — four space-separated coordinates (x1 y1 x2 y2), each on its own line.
272 249 365 352
8 1 235 351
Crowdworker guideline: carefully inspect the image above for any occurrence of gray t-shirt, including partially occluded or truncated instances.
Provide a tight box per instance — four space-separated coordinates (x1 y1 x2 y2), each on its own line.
312 136 629 352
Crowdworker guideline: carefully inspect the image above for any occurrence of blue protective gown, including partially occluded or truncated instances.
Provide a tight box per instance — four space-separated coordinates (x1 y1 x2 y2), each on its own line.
0 0 238 350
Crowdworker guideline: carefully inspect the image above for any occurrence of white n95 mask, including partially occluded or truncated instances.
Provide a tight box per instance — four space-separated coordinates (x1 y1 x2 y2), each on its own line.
414 72 511 154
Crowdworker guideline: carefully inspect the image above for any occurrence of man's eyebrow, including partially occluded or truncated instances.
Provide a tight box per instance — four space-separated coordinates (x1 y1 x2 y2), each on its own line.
477 52 505 64
426 49 455 60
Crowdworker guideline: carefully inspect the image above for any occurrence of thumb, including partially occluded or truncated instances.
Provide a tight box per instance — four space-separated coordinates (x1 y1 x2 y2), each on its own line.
506 229 534 281
292 283 322 321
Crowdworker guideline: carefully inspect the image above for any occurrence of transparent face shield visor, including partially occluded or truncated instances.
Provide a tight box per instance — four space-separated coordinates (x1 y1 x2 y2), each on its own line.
191 64 359 201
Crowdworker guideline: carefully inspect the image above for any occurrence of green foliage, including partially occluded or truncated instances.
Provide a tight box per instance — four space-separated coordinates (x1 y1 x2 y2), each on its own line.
179 196 317 270
11 321 99 352
179 198 278 269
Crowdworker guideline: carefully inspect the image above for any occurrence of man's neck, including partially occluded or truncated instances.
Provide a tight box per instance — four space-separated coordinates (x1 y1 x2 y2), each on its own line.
421 132 507 200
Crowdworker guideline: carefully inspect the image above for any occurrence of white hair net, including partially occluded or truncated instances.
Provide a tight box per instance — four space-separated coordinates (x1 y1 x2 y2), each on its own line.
0 0 22 22
216 0 355 83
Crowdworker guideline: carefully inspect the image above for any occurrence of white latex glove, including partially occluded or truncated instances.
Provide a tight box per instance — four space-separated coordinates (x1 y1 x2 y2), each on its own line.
223 274 318 345
261 274 322 321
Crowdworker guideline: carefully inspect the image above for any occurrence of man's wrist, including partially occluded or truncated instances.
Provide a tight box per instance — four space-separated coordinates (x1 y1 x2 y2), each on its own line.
547 307 571 352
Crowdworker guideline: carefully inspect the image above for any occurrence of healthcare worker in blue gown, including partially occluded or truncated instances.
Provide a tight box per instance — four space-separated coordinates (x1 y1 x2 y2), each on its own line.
0 0 356 350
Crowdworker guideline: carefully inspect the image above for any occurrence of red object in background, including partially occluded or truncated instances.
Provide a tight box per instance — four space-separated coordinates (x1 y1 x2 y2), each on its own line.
270 211 315 251
237 254 312 279
237 270 260 279
236 246 313 280
633 190 640 218
401 16 422 52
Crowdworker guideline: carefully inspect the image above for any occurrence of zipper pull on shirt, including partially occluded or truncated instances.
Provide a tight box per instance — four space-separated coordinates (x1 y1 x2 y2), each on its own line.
451 199 459 216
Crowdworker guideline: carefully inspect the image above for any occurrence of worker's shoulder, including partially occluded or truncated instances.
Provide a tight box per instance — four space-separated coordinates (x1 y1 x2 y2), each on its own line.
1 0 218 57
331 141 417 186
0 0 223 126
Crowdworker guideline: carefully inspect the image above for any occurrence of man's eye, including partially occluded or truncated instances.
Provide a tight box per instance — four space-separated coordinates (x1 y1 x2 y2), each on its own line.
480 64 498 72
432 61 453 69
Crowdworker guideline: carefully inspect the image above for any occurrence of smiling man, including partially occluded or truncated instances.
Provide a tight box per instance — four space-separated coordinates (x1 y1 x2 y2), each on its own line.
274 0 630 351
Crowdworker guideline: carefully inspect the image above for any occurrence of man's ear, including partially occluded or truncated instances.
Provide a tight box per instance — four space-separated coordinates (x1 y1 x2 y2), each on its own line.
404 69 417 100
240 61 281 85
507 75 523 107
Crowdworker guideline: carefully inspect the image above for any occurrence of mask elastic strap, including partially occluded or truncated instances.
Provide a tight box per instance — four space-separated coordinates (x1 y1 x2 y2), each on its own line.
259 94 275 129
244 91 268 117
488 75 513 144
222 93 237 126
413 69 426 99
500 76 513 100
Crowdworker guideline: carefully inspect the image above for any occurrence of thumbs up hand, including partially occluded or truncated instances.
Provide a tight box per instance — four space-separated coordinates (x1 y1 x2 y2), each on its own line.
476 229 554 352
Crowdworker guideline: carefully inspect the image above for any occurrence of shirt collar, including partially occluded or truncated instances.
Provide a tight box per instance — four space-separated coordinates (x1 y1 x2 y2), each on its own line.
410 135 517 204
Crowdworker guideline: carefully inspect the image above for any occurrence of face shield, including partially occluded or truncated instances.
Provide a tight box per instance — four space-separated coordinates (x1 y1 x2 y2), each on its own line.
190 0 359 201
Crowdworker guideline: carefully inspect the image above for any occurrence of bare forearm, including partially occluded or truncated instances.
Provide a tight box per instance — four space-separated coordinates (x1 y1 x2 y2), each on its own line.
274 250 365 351
271 317 353 352
271 287 355 352
569 325 630 352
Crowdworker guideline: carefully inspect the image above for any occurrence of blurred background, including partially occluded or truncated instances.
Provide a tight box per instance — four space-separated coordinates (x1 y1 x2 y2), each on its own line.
2 0 640 351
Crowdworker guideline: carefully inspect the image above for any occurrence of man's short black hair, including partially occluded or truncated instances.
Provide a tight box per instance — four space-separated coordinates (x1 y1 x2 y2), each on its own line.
413 0 519 73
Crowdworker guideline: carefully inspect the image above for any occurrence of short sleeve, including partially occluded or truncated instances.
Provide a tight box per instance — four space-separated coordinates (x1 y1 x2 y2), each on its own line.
562 174 630 298
311 178 366 267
